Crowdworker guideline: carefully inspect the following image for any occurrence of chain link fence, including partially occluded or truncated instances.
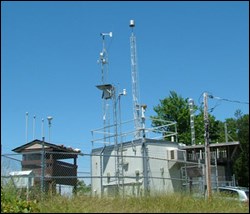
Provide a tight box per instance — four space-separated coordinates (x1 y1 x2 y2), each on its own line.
1 150 236 199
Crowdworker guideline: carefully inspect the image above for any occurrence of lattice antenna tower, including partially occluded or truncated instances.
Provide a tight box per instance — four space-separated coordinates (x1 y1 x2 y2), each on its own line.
129 20 141 139
97 32 113 145
98 32 112 84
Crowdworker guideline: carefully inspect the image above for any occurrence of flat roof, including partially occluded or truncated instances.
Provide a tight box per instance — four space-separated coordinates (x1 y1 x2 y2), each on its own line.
9 170 34 176
179 141 240 150
91 138 179 153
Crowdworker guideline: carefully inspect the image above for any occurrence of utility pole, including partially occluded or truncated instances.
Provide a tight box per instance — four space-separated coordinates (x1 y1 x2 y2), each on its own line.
203 92 212 199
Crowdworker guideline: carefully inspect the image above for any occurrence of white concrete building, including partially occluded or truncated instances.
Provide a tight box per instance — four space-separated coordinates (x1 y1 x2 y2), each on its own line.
91 138 186 197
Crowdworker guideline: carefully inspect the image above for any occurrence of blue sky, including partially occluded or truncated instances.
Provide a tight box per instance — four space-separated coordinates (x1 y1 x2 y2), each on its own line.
1 1 249 180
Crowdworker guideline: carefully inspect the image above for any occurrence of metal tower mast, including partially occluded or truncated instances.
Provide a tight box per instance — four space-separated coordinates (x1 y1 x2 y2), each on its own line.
97 32 113 145
129 20 141 139
96 32 115 196
99 32 112 84
188 98 195 145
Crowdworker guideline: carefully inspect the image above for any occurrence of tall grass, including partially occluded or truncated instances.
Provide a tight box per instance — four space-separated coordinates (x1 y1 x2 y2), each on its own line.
39 193 249 213
2 185 248 213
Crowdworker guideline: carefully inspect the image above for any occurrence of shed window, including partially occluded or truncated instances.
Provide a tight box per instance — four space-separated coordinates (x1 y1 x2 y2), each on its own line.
23 154 41 161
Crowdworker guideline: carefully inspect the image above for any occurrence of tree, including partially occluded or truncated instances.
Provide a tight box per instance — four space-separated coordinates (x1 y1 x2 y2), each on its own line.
219 118 239 142
232 113 249 186
151 92 249 185
217 110 249 186
151 91 191 143
151 91 221 145
74 179 91 195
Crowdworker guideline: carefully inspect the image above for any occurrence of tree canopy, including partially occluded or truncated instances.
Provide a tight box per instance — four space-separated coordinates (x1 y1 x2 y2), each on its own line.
151 91 222 145
151 90 249 186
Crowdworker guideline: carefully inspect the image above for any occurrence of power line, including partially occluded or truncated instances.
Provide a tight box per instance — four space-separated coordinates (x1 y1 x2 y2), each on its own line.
198 91 249 114
208 95 249 105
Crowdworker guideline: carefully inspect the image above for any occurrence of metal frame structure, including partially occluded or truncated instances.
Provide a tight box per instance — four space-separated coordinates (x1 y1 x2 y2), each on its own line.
129 20 141 139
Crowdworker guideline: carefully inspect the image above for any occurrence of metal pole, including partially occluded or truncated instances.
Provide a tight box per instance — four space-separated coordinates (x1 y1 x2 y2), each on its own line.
118 92 125 198
33 115 36 140
142 140 149 195
113 87 119 189
203 92 212 199
47 116 53 143
100 148 104 197
26 112 29 144
188 98 195 145
48 121 51 144
215 151 219 189
41 118 45 193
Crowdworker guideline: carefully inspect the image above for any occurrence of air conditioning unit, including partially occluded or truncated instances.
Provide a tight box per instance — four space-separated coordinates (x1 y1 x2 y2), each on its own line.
167 149 186 161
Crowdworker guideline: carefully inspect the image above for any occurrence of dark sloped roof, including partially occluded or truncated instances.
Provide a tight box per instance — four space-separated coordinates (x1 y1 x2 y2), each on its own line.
12 139 81 154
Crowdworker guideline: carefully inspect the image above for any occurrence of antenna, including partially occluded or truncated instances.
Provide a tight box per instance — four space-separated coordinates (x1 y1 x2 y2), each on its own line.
33 115 36 140
41 118 44 140
98 32 113 84
100 32 112 38
97 30 114 145
25 112 29 144
41 117 45 193
129 19 141 139
47 116 53 143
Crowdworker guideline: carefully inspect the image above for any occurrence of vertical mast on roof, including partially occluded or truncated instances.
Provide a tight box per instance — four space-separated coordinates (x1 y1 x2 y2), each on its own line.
33 115 36 140
26 112 29 144
188 98 195 145
99 32 112 84
97 31 113 145
129 20 141 139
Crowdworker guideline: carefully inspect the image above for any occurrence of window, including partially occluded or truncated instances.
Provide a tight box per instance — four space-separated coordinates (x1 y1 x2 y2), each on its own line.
23 154 41 161
170 150 175 159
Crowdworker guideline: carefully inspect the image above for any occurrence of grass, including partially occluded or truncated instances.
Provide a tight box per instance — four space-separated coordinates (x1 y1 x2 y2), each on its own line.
38 193 249 213
2 185 248 213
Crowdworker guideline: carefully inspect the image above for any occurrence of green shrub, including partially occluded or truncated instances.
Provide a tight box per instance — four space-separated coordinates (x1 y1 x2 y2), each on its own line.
1 186 40 213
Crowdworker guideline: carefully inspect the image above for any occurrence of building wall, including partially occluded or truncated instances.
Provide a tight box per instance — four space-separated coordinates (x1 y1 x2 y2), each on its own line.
91 143 143 196
147 143 183 195
91 140 184 197
91 149 102 196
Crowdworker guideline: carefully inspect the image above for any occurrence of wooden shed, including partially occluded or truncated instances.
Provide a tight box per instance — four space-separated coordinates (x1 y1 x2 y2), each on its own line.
12 139 82 194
